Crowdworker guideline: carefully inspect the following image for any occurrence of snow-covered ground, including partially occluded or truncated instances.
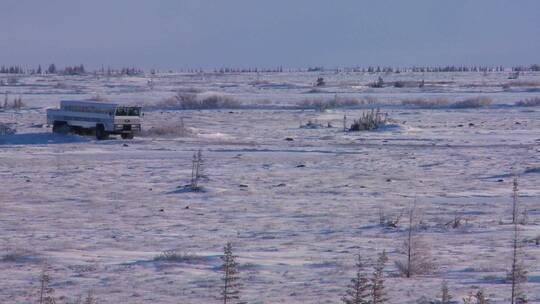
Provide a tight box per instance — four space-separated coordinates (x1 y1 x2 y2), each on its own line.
1 71 539 303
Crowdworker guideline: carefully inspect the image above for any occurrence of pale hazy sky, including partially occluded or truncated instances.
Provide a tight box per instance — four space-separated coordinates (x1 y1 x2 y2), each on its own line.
1 0 538 69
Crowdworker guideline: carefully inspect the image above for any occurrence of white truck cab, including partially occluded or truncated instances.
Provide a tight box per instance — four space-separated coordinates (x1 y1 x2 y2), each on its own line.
46 100 142 140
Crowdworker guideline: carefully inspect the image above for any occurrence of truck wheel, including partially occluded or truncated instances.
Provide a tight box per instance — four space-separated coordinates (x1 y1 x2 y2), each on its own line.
52 121 69 135
121 133 134 139
95 124 109 140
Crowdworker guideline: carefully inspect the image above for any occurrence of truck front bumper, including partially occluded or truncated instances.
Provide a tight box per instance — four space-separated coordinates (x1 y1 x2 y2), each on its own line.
114 124 141 133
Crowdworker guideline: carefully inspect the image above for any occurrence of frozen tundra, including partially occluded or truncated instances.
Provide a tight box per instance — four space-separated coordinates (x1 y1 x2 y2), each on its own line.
47 100 142 140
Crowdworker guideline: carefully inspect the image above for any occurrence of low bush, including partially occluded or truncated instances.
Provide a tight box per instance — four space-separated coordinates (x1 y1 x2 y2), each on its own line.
393 81 421 88
300 119 325 129
502 81 540 87
176 87 202 93
0 123 16 135
402 97 492 109
152 91 242 110
140 119 193 138
451 97 492 108
153 250 205 263
87 94 108 101
349 108 387 131
402 98 451 108
6 77 18 85
1 248 35 263
199 95 241 109
369 77 384 88
515 97 540 107
298 97 362 111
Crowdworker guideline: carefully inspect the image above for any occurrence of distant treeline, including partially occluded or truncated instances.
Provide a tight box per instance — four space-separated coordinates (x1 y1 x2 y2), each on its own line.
0 63 539 75
0 64 143 76
335 64 540 73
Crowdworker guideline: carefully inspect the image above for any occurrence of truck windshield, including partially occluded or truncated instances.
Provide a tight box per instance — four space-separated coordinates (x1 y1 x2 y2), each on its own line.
116 107 140 116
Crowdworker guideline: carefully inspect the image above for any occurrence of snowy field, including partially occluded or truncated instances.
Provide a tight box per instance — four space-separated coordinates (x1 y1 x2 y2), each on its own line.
1 71 540 303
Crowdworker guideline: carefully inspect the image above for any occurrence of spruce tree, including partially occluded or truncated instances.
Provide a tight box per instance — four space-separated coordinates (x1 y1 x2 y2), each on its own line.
39 263 56 304
508 220 528 304
440 280 452 304
221 242 241 304
475 290 489 304
83 290 97 304
342 254 370 304
507 176 528 304
371 250 388 304
47 64 56 74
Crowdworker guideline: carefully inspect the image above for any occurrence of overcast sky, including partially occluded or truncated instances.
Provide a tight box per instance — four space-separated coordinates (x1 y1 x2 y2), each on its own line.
1 0 538 69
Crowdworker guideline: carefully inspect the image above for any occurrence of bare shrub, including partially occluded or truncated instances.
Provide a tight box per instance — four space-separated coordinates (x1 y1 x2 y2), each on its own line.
463 290 490 304
364 96 379 104
153 92 241 110
200 95 241 109
305 88 324 94
13 96 25 109
87 94 107 101
512 176 519 224
176 87 202 93
444 213 472 230
402 98 451 108
0 123 16 135
83 291 97 304
379 208 404 229
141 118 193 138
169 92 198 109
248 80 270 86
503 81 540 87
300 119 324 129
515 97 540 107
298 97 362 111
54 82 69 89
153 250 205 263
298 98 325 111
6 77 18 85
0 93 24 110
438 281 453 304
393 81 420 88
395 205 437 277
1 247 37 263
402 97 491 109
39 262 56 304
369 77 384 88
349 108 387 131
190 149 204 190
